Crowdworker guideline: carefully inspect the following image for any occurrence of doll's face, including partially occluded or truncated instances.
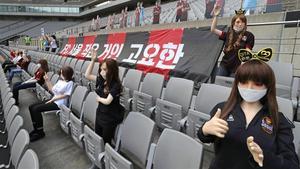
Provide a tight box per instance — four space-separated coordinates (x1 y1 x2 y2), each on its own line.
233 18 246 31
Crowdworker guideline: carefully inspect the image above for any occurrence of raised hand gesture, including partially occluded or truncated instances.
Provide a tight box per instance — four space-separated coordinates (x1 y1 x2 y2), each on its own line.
202 108 229 138
212 3 221 17
43 74 49 81
90 49 97 61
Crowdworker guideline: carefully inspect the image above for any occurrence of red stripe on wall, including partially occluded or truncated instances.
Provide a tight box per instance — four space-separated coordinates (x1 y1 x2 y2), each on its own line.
97 32 127 61
136 28 184 78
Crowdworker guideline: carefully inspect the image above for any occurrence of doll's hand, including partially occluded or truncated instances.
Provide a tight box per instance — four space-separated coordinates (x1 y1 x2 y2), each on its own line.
44 74 49 81
91 49 97 61
212 4 221 16
202 108 229 138
247 136 264 167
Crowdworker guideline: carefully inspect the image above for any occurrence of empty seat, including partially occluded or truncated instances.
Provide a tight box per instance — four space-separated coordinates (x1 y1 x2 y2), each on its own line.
155 77 194 130
118 66 127 82
83 123 105 168
120 69 143 111
277 96 294 122
49 55 59 72
104 143 133 169
132 73 164 117
58 57 68 70
268 61 293 99
81 92 98 135
146 129 203 169
74 60 84 84
81 92 104 168
0 104 19 134
0 129 29 169
186 83 231 140
53 56 63 73
68 58 78 72
0 90 13 114
17 149 39 169
0 115 23 149
59 85 88 134
64 57 73 67
105 112 155 168
80 61 91 86
70 91 97 147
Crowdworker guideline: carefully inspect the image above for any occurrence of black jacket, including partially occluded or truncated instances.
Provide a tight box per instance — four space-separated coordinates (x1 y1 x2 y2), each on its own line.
198 102 300 169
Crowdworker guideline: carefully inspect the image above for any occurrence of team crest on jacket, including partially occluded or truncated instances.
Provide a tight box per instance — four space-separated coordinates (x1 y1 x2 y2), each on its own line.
227 114 234 121
242 36 247 41
261 116 273 134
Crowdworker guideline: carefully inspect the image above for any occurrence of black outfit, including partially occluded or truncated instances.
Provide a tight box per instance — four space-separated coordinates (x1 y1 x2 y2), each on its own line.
29 100 59 142
3 63 17 73
51 48 57 53
95 75 124 144
198 102 300 169
29 100 59 131
13 82 36 104
1 60 12 69
219 31 255 74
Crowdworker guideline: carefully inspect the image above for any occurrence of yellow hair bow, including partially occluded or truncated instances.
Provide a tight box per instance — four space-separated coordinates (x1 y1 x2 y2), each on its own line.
238 48 273 62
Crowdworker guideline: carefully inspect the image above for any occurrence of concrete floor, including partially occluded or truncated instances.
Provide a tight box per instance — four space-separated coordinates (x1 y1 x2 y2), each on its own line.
13 77 91 169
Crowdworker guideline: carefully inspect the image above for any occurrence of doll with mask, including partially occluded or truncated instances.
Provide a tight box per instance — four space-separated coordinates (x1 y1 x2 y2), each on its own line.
198 49 300 169
211 5 255 78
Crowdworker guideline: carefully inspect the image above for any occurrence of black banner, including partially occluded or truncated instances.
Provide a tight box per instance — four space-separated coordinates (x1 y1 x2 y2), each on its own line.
59 26 226 83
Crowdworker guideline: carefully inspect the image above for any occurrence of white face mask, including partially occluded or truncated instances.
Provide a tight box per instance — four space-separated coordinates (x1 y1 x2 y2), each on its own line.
233 26 244 33
238 87 267 103
100 70 106 80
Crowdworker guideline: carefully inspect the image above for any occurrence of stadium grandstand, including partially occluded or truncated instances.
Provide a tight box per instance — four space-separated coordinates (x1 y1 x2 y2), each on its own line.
0 0 300 168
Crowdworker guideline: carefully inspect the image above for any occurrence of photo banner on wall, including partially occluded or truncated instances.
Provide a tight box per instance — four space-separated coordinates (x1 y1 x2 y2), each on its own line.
58 26 226 83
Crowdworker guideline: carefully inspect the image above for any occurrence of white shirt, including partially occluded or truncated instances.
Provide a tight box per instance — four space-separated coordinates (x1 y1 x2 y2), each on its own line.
12 55 22 64
52 80 73 107
50 40 57 49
